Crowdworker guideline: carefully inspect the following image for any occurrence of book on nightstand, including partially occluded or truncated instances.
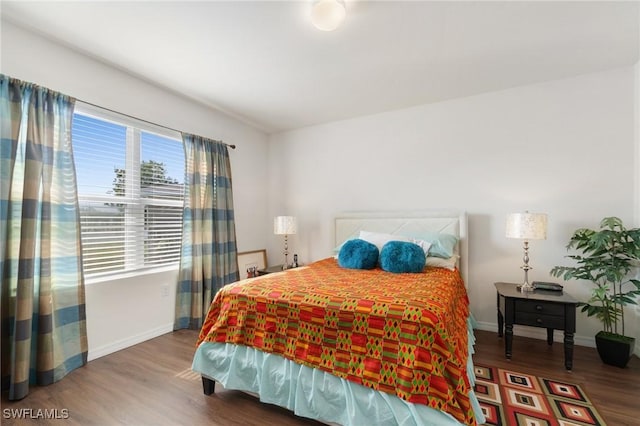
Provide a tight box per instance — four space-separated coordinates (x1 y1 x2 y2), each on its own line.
532 281 564 292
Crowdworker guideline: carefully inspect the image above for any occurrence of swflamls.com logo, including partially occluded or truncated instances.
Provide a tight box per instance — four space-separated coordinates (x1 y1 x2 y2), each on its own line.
3 408 70 419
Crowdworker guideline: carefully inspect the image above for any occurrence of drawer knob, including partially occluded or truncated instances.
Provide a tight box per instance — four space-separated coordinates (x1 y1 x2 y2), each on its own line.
536 305 543 311
536 318 543 324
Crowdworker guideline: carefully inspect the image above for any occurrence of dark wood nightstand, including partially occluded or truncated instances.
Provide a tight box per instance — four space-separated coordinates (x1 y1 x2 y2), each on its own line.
256 264 285 275
495 282 578 370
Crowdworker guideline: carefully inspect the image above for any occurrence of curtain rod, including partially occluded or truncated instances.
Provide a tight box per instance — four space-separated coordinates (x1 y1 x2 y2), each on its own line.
77 99 236 150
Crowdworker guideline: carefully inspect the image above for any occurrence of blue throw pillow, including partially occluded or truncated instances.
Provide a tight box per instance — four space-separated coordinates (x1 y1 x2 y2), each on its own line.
408 232 458 259
379 241 426 273
338 239 379 269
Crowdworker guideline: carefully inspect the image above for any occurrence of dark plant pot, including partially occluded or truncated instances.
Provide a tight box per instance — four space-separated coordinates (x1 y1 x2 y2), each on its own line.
595 331 635 368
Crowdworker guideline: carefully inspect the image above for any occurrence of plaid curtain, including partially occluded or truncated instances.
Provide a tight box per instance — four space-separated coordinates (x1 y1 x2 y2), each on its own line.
0 75 88 400
174 134 239 330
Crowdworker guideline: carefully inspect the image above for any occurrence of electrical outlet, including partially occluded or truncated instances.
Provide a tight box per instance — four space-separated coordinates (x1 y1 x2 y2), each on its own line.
161 284 169 297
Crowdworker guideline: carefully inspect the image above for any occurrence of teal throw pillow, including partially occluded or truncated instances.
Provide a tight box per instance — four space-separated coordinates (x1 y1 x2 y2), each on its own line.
338 239 379 269
379 241 426 273
410 232 458 258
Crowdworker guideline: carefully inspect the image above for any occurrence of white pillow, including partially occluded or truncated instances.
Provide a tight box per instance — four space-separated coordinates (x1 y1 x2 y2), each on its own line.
358 230 409 251
425 255 458 271
409 238 432 256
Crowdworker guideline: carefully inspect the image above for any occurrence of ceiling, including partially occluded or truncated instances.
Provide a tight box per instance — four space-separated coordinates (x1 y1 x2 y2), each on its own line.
1 1 639 134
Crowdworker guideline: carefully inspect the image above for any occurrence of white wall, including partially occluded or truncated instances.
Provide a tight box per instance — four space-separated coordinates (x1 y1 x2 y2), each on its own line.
1 21 269 360
268 66 636 348
3 18 638 357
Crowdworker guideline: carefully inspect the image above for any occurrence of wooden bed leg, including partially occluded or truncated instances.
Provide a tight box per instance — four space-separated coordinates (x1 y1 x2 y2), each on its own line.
202 377 215 395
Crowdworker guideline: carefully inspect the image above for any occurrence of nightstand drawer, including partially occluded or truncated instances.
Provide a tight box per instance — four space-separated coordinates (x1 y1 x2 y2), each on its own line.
515 299 564 316
515 311 565 329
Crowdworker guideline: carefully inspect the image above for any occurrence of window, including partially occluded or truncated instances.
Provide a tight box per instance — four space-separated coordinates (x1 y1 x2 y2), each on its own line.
73 104 185 277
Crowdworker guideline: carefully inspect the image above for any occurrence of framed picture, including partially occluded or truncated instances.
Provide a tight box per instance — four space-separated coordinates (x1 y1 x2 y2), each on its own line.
238 249 267 279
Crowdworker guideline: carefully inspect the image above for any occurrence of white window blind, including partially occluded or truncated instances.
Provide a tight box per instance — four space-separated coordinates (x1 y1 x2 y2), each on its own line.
73 105 185 277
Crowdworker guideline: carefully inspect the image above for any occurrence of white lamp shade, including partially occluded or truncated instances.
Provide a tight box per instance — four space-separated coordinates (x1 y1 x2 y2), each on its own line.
506 212 547 240
274 216 297 235
311 0 346 31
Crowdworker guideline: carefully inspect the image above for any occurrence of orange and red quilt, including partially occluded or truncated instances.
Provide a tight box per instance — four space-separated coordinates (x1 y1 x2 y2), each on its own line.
197 257 475 425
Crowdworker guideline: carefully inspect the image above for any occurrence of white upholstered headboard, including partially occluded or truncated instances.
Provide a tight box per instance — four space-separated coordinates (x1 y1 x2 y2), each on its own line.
334 211 468 287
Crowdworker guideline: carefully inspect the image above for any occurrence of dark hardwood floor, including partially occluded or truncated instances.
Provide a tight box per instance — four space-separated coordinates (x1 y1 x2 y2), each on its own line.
472 329 640 425
2 329 639 425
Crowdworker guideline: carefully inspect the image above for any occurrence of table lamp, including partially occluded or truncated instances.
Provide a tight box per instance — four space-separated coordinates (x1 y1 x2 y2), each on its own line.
274 216 297 270
506 212 548 292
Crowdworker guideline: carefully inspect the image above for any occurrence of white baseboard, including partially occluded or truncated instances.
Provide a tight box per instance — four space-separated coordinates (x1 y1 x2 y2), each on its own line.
475 321 640 358
85 321 633 360
474 320 596 348
88 323 174 361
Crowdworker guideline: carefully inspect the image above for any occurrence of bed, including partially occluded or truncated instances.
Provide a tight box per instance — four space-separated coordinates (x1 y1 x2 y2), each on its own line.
192 211 485 425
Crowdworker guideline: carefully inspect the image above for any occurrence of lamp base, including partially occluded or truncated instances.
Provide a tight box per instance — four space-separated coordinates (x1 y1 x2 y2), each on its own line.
282 235 290 270
518 282 535 292
518 240 534 292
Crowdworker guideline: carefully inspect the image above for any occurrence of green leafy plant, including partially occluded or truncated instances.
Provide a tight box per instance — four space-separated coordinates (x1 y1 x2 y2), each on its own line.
550 217 640 339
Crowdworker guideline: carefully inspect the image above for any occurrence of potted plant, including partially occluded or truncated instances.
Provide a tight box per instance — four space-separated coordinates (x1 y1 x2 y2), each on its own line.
550 217 640 368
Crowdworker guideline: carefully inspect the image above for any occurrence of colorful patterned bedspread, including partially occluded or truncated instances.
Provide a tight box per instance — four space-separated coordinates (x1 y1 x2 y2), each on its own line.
197 257 475 425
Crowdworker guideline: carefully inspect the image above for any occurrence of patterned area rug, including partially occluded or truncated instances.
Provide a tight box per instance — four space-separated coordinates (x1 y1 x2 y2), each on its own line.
474 364 607 426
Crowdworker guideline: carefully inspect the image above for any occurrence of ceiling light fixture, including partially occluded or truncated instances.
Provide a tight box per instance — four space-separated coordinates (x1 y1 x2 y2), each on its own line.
310 0 346 32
